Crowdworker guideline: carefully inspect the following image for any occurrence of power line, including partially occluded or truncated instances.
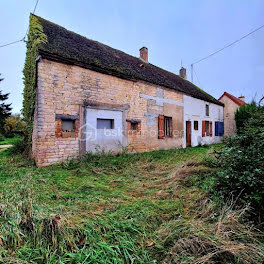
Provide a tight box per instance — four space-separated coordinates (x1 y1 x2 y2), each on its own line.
193 67 202 87
24 0 40 40
0 0 40 48
190 23 264 82
191 23 264 66
0 39 24 48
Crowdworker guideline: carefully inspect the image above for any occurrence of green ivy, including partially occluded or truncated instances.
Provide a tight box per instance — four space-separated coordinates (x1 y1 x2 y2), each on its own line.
22 14 47 154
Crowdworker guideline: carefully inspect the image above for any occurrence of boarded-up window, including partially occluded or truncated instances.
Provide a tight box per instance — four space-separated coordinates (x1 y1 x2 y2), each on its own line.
62 120 75 132
97 119 114 129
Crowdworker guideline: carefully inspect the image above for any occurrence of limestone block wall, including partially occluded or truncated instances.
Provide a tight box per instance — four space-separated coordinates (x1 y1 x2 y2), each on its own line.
33 59 184 167
219 96 240 137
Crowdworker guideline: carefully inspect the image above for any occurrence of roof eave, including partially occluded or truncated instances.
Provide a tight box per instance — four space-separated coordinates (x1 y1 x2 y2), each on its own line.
38 49 224 107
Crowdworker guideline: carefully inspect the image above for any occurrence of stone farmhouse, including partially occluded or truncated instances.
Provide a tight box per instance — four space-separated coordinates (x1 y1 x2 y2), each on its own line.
219 92 247 137
29 15 224 167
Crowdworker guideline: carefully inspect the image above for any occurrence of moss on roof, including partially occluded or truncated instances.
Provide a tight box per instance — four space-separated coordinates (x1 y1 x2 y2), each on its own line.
34 15 223 106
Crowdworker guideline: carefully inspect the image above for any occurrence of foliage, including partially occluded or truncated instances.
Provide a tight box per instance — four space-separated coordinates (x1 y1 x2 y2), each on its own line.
0 74 12 133
0 145 263 263
0 134 23 146
22 14 47 154
235 101 259 133
6 136 25 154
3 114 26 137
207 107 264 221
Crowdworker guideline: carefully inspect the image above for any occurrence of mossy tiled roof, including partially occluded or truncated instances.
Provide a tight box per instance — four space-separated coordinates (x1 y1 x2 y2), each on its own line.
35 15 224 106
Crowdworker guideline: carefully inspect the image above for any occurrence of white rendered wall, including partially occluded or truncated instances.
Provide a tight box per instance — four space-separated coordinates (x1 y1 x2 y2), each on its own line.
85 108 125 153
183 95 224 148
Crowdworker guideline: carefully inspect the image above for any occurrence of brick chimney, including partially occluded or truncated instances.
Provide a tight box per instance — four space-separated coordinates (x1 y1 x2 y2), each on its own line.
139 47 148 63
238 96 245 102
179 67 187 79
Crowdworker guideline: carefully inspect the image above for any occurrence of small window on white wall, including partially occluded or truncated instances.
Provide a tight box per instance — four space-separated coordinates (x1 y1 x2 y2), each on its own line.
97 118 114 129
194 121 198 130
206 104 209 116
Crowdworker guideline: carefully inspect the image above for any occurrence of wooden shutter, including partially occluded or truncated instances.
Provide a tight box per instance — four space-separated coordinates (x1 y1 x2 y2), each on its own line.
210 121 213 137
215 122 219 136
158 115 165 139
202 120 205 137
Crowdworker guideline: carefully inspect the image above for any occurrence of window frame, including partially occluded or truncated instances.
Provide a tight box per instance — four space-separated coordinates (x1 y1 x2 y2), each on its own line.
205 104 209 117
55 115 79 139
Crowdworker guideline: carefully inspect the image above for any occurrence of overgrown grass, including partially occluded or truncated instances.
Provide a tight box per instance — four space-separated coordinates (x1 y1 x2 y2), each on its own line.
0 134 22 145
0 145 263 263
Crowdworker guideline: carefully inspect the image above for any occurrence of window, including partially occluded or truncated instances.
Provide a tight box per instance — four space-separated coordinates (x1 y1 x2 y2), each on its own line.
202 120 212 137
206 104 209 116
158 115 172 139
62 120 75 132
205 121 210 136
131 123 138 131
194 121 198 130
97 118 114 129
55 114 79 138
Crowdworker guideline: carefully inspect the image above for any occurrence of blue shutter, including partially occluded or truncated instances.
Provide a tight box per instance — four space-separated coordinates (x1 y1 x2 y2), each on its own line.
219 122 224 136
215 122 219 136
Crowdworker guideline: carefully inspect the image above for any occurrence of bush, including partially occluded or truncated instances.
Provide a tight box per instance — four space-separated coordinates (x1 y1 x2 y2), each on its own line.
3 114 26 138
211 107 264 221
235 101 259 133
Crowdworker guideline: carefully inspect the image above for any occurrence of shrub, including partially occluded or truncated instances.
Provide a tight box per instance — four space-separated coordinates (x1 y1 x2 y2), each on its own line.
211 107 264 221
235 101 259 133
3 114 26 138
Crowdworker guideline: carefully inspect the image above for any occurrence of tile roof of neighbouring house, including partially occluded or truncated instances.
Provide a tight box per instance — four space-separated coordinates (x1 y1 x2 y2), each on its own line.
35 15 224 106
218 92 247 106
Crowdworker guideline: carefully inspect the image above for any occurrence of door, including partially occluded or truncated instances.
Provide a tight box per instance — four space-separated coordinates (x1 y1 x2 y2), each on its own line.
186 121 191 147
85 108 124 153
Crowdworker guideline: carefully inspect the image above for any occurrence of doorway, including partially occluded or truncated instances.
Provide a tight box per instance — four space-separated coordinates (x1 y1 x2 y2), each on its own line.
186 121 191 147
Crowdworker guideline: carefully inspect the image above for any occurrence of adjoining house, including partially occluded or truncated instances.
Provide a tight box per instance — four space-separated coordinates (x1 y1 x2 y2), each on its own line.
27 15 224 167
219 92 247 137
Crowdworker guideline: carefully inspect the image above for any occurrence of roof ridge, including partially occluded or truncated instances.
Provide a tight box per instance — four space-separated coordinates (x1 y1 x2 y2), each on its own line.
33 14 224 106
219 92 246 106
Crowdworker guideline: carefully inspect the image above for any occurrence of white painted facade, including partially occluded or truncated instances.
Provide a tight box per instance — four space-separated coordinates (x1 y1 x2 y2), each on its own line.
183 95 224 147
85 108 126 153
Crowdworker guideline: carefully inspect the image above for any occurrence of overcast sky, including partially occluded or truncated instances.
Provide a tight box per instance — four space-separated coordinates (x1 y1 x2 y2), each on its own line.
1 0 264 114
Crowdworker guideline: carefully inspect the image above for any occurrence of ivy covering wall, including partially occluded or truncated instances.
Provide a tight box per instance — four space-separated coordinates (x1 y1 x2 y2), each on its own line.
22 14 47 153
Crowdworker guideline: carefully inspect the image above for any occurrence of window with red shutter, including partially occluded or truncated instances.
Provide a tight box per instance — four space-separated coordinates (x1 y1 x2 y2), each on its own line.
202 120 205 137
158 115 165 139
210 121 213 137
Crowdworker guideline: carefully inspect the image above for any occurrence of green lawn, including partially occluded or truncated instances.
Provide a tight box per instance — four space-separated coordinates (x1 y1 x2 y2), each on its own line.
0 145 263 264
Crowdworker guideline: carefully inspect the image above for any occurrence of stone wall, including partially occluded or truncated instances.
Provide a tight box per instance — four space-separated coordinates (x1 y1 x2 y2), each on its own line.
33 59 184 167
219 96 240 137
